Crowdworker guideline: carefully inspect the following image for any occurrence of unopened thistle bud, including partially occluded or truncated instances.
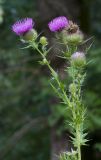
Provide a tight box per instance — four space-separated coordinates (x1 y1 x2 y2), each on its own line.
71 52 86 67
39 36 48 46
43 58 47 64
69 83 77 94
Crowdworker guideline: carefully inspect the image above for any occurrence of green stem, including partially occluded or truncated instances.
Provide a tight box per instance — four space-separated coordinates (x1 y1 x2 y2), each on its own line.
32 42 71 107
70 69 83 160
78 144 81 160
76 126 81 160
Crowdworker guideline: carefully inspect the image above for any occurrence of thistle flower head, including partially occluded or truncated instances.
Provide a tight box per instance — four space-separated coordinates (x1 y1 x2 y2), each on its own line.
48 16 69 32
71 52 86 67
12 18 34 36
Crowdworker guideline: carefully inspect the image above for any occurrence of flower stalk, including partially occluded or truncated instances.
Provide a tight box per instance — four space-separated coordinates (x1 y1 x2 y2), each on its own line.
31 40 86 160
12 17 89 160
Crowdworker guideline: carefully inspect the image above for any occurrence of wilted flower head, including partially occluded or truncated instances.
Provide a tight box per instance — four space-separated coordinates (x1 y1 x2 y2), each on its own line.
12 18 34 36
48 16 69 32
71 52 86 67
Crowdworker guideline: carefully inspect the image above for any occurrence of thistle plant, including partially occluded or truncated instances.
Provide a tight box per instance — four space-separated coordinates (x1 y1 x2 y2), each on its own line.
12 16 89 160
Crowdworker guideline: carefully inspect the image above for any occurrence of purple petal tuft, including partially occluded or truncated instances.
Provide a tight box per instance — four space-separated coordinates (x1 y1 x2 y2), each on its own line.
48 16 69 32
71 52 85 60
12 18 34 36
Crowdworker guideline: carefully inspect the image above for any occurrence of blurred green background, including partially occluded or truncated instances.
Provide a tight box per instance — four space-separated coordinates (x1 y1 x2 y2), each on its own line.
0 0 101 159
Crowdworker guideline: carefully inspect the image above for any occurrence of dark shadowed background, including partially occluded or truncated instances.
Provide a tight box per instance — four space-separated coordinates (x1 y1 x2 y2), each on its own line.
0 0 101 159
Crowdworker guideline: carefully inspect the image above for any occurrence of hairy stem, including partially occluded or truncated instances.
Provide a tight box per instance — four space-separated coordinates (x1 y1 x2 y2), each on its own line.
78 145 81 160
32 42 71 106
76 126 81 160
70 67 84 160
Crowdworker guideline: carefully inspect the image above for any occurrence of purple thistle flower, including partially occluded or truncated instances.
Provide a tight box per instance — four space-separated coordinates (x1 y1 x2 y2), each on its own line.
71 52 85 60
48 16 69 32
12 18 34 36
71 52 86 67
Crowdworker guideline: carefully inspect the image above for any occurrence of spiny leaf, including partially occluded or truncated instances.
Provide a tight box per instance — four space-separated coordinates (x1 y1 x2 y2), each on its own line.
50 82 62 99
20 45 31 49
81 36 94 45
